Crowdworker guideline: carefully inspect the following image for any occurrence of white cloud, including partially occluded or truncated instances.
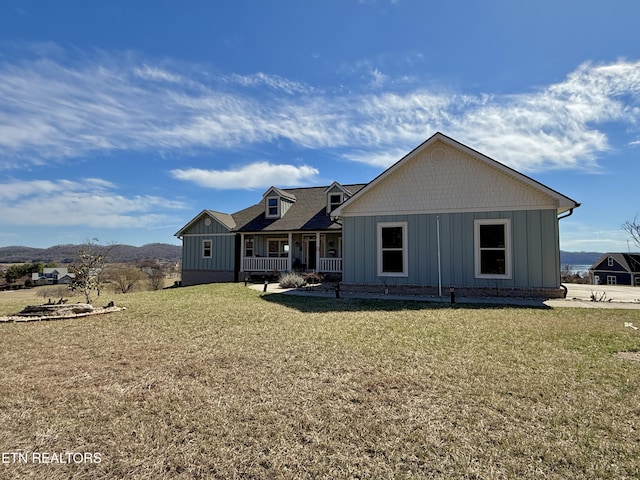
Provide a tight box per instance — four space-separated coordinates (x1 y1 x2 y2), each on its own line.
171 162 319 190
0 178 186 227
1 47 640 174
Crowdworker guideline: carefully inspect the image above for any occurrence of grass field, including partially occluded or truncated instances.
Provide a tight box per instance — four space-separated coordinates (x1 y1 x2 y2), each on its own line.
0 284 639 479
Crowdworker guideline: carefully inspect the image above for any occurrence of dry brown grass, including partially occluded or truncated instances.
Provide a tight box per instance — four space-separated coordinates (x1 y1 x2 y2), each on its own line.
0 284 639 479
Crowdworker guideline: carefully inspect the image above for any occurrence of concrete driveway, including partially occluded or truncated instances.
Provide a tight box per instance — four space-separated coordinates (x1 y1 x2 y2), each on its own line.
254 282 640 309
552 283 640 309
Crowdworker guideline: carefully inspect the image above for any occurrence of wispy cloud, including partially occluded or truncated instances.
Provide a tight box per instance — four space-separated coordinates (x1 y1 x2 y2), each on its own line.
1 45 640 173
171 162 319 190
0 178 186 227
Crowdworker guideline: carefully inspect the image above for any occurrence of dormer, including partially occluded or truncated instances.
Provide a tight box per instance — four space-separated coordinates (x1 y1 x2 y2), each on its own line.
324 182 352 215
263 186 296 219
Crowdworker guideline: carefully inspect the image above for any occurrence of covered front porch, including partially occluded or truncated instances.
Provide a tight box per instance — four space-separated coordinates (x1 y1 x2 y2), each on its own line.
240 232 342 275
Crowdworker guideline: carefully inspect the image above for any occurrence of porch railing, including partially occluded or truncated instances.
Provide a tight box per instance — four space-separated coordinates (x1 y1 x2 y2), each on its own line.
242 257 342 273
243 257 289 272
318 257 342 273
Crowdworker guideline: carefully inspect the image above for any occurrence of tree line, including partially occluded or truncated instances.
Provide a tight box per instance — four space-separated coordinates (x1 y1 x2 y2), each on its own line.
2 240 178 301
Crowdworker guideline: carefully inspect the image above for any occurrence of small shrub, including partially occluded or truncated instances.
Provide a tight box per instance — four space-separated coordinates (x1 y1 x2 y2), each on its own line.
279 272 307 289
303 271 324 284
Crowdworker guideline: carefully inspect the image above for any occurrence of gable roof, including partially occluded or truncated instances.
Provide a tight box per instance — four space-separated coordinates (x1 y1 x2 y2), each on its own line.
233 184 366 232
590 253 640 273
175 184 367 237
174 209 236 237
334 132 580 217
263 186 297 202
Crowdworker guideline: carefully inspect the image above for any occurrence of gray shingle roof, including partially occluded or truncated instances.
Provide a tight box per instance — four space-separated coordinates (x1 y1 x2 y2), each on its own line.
233 184 366 232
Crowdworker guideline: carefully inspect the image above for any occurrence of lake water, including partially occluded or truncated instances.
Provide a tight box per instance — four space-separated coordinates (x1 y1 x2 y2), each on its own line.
562 264 591 275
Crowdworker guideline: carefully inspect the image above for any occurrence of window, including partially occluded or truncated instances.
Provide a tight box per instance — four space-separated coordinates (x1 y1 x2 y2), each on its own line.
266 197 279 218
268 239 289 257
328 193 343 213
608 256 614 267
474 219 511 278
377 222 408 276
607 275 617 285
202 239 212 258
244 236 254 257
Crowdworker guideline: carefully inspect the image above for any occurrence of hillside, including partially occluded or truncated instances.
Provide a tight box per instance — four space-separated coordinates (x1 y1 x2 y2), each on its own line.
0 243 181 264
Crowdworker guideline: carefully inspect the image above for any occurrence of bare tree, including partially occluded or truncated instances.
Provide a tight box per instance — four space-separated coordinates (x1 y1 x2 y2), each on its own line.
69 239 112 304
137 259 166 290
106 265 145 293
622 214 640 248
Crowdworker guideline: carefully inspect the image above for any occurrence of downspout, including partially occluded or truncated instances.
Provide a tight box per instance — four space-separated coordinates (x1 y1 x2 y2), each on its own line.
437 215 442 297
557 207 577 220
558 205 579 220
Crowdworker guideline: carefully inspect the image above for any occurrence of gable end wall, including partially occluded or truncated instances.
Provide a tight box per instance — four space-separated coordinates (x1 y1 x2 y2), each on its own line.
342 142 558 216
180 215 236 285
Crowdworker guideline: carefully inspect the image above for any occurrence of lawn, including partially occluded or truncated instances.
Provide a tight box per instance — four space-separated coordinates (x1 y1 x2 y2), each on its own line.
0 284 639 479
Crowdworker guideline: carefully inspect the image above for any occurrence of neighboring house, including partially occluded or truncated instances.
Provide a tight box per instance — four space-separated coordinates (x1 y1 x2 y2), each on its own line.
175 132 580 297
589 253 640 286
31 268 75 286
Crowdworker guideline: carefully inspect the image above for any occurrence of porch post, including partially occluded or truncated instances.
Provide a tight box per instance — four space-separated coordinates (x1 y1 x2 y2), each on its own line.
288 232 292 272
240 233 245 272
315 232 320 272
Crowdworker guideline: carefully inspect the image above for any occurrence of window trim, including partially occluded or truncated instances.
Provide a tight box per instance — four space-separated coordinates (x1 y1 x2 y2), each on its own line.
244 236 254 257
607 256 614 267
607 275 617 285
267 238 289 258
327 193 344 214
474 219 512 279
377 222 408 277
266 196 280 218
202 239 212 258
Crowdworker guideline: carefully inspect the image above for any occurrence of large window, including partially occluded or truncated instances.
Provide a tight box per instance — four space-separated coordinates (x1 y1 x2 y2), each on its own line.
202 239 212 258
377 222 408 276
474 219 511 278
268 239 289 257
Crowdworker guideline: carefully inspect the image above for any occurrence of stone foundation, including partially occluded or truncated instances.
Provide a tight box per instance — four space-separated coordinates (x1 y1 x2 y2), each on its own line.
340 283 566 299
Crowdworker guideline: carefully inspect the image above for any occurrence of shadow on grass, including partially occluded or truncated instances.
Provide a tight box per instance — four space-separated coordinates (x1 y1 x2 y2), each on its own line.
260 291 552 313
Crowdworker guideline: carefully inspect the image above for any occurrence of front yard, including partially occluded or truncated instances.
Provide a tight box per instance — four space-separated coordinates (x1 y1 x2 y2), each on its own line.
0 284 639 479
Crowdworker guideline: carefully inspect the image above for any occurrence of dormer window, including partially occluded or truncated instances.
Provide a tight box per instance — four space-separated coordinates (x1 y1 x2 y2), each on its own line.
266 197 280 218
263 186 296 219
329 193 343 213
325 182 351 215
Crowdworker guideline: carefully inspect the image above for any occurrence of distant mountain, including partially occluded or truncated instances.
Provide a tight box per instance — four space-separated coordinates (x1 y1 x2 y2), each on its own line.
0 243 181 264
0 245 604 268
560 251 603 266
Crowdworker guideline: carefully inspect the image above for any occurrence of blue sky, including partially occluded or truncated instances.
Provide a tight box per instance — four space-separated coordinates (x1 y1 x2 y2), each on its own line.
1 0 639 252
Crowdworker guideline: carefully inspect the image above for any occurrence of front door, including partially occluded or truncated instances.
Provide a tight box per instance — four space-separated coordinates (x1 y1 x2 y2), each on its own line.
305 239 317 270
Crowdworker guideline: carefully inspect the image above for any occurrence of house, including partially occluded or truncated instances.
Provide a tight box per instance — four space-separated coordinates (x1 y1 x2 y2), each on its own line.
175 183 367 285
175 132 580 297
589 253 640 286
31 268 75 286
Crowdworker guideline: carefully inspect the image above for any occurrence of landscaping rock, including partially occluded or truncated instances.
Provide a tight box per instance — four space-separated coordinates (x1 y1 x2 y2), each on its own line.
17 303 95 317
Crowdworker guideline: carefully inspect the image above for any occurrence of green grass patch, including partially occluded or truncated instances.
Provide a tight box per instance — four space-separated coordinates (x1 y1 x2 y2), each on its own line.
1 284 639 479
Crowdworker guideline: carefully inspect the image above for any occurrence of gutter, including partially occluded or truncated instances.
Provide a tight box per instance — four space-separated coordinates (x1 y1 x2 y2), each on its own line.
558 205 579 220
